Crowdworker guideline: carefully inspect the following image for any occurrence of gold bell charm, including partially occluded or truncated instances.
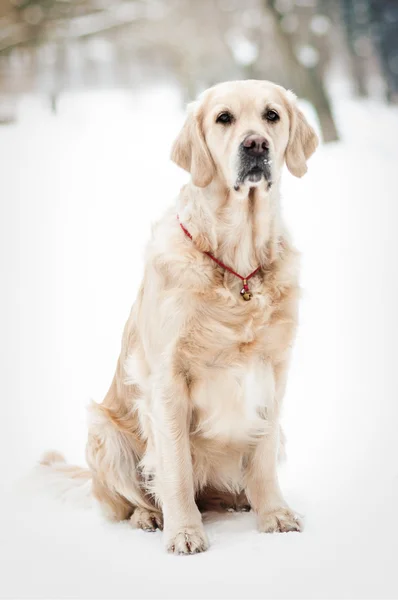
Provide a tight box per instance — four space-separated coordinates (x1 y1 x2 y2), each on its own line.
240 279 252 301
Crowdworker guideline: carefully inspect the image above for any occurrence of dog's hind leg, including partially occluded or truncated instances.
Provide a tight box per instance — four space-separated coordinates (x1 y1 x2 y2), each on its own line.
87 399 158 525
91 477 134 521
92 477 163 530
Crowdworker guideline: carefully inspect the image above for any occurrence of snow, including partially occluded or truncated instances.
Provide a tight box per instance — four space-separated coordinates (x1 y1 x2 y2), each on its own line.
296 44 320 68
310 15 331 36
227 32 259 66
1 86 398 599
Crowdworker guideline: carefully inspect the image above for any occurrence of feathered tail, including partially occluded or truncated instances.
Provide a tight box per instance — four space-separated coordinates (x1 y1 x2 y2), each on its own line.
36 450 93 508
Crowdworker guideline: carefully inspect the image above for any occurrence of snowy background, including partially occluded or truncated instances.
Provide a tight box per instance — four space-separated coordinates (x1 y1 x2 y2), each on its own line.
1 0 398 597
1 83 398 599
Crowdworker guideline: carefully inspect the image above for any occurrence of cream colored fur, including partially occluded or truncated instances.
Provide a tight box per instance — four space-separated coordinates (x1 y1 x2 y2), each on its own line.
42 80 318 554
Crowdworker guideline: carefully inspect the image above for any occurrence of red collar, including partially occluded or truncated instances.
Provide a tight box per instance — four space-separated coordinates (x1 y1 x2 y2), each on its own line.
177 216 260 301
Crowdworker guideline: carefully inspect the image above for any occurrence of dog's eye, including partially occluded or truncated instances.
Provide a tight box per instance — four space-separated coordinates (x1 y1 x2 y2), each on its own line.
216 111 233 125
264 109 280 123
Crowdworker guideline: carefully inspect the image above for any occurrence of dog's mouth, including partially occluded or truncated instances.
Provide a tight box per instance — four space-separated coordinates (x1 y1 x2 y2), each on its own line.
234 156 272 191
246 166 264 182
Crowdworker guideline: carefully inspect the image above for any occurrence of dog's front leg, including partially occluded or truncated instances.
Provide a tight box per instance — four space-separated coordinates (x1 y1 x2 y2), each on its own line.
152 366 208 555
245 361 302 533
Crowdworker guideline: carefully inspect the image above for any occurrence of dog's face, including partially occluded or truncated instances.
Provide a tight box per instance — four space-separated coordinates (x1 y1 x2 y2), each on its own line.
171 80 318 190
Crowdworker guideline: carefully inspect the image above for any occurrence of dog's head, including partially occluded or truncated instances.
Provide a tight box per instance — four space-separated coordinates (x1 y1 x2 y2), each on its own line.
171 80 318 191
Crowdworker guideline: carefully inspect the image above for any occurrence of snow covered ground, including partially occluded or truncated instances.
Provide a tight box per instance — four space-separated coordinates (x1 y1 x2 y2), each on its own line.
1 86 398 599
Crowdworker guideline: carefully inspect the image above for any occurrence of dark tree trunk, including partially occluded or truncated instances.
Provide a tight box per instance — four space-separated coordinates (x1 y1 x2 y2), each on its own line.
369 0 398 103
265 0 339 143
341 0 369 98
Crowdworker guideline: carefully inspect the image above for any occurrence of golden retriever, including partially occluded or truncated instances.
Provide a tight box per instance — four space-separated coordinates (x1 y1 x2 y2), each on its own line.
42 79 318 555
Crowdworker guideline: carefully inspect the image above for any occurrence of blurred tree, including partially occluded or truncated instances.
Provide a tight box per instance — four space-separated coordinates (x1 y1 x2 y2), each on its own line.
262 0 339 142
339 0 398 103
341 0 371 97
369 0 398 103
0 0 395 135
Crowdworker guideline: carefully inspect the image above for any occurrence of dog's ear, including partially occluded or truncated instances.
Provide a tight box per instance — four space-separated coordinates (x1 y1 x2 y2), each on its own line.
171 102 215 188
285 92 319 178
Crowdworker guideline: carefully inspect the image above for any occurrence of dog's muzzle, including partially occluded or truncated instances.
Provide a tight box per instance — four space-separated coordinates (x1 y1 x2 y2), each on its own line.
235 134 272 190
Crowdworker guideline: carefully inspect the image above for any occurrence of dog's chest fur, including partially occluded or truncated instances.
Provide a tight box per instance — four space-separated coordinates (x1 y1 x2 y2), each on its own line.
177 283 285 445
191 355 274 445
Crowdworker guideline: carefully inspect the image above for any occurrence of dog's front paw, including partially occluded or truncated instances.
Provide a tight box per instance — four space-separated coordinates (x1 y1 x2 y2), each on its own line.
258 507 302 533
165 526 209 555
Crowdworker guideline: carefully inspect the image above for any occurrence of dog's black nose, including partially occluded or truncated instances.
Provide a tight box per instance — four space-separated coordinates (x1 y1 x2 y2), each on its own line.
243 134 269 156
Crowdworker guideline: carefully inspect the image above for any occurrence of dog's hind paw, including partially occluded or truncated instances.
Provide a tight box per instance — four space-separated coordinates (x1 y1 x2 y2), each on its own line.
130 507 163 531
